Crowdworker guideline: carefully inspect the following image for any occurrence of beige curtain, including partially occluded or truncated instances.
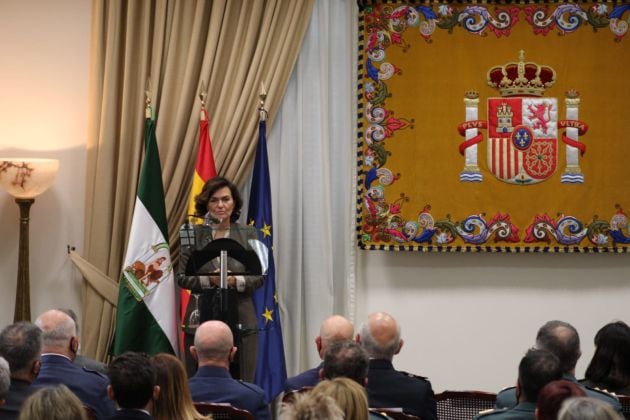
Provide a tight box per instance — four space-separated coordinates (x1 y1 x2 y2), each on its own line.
82 0 313 360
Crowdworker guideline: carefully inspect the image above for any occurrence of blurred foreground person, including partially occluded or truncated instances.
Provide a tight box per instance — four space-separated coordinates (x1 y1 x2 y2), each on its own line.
18 385 87 420
558 397 622 420
536 380 586 420
279 391 343 420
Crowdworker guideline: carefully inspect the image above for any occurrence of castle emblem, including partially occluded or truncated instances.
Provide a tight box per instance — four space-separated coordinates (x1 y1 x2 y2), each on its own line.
457 51 588 185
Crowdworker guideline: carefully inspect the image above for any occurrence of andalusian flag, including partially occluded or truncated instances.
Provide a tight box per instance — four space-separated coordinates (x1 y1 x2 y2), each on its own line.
248 119 287 402
181 108 217 340
112 110 178 355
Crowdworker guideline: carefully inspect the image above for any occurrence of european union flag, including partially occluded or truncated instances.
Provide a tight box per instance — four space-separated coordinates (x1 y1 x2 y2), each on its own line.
247 119 287 403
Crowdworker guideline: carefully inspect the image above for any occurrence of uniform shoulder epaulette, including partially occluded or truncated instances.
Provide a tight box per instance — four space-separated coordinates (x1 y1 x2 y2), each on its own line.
82 366 108 380
475 408 509 418
584 384 618 398
498 385 516 393
400 371 429 382
238 379 265 395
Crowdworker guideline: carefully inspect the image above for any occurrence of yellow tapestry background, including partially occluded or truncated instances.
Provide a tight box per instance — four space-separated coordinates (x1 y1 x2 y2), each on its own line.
357 3 630 252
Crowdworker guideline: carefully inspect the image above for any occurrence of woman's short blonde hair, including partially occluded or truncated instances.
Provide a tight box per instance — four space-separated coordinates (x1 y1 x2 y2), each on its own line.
311 377 370 420
18 385 87 420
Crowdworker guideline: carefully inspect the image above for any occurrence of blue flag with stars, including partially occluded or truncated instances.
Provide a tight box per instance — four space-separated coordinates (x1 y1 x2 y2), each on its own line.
247 119 287 403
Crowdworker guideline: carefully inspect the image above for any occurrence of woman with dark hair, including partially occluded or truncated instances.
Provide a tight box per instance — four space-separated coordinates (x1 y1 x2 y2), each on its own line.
581 321 630 395
178 176 263 380
536 379 586 420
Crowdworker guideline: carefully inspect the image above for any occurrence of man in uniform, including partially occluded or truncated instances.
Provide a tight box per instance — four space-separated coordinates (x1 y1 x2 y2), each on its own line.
0 321 42 420
357 311 437 420
284 314 354 392
33 309 115 420
475 349 562 419
494 320 621 413
188 320 270 420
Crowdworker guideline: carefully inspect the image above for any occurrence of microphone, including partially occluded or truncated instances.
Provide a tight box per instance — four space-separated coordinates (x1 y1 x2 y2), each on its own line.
203 212 222 226
179 216 198 248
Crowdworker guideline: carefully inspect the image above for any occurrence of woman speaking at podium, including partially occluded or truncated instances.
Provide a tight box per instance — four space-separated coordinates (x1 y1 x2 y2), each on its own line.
177 176 263 380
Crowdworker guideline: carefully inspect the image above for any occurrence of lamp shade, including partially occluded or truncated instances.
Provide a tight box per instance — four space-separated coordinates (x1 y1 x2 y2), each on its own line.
0 158 59 199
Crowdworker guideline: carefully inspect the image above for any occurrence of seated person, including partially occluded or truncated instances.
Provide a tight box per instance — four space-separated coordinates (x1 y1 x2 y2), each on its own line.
18 385 87 420
107 352 160 420
558 397 623 420
581 321 630 395
536 379 587 420
188 320 270 420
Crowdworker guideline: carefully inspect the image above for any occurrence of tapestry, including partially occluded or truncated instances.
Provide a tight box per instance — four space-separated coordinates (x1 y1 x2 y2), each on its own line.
356 1 630 252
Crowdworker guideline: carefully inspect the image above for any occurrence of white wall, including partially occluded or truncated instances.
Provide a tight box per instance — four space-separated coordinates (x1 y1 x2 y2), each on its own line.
0 0 90 324
357 250 630 392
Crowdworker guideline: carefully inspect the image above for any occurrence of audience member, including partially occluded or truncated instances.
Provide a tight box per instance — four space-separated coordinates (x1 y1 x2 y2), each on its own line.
311 378 370 420
188 320 269 420
0 321 42 419
357 312 436 420
32 309 115 420
285 315 354 392
558 397 623 420
474 349 562 419
279 391 344 420
536 380 587 420
150 353 209 420
58 308 108 374
495 320 621 413
581 321 630 395
0 357 10 406
321 341 369 384
18 385 87 420
108 352 159 420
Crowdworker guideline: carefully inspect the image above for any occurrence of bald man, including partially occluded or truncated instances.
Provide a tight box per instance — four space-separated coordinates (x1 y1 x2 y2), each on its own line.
32 309 115 420
188 320 269 420
357 312 436 420
284 315 354 392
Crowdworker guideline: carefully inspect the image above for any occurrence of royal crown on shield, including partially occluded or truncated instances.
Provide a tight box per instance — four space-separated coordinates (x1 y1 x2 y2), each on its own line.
457 50 588 185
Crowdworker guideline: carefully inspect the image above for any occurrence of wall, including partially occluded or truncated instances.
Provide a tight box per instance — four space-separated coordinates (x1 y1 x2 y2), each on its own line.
0 0 90 324
357 250 630 392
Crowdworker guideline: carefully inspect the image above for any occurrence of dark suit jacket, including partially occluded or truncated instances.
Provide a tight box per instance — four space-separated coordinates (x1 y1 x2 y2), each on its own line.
284 363 322 392
108 409 152 420
189 365 270 420
0 379 38 420
495 373 621 413
33 354 115 420
366 359 437 420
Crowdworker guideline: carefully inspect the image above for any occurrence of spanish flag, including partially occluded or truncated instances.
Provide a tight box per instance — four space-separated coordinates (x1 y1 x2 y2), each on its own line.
181 108 216 346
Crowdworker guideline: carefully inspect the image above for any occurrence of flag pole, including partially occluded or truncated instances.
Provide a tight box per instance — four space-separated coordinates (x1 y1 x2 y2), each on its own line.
199 80 207 120
259 81 268 122
145 77 152 118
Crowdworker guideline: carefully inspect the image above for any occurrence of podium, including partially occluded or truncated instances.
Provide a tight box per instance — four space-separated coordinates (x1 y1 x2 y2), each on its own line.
182 229 262 379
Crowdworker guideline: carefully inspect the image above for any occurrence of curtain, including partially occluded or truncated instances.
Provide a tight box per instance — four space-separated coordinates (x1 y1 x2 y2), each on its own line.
269 0 358 376
82 0 313 360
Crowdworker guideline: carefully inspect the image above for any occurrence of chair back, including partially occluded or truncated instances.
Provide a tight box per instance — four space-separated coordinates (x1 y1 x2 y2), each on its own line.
618 395 630 419
435 390 497 420
370 408 422 419
193 402 254 420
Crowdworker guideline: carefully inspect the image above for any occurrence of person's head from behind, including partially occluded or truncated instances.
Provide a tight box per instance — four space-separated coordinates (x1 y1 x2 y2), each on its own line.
536 380 587 420
316 315 354 359
280 391 344 420
151 353 204 420
536 320 581 374
322 340 369 385
358 312 402 361
18 385 87 420
108 352 158 411
0 321 42 382
312 377 369 420
585 321 630 388
191 320 236 368
558 397 622 420
35 309 79 360
0 357 10 406
195 176 243 222
517 348 562 403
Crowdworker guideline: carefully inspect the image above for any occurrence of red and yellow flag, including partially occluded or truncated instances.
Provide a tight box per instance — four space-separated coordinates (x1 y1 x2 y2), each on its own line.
180 108 216 347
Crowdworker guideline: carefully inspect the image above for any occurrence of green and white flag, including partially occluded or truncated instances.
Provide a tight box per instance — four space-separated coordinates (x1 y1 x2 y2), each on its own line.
112 111 178 355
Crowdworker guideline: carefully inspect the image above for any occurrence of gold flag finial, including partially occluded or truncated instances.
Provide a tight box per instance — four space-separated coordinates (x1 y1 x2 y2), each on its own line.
259 81 268 121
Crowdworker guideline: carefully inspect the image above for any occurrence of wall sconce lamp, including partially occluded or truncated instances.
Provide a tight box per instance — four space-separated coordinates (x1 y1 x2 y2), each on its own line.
0 158 59 321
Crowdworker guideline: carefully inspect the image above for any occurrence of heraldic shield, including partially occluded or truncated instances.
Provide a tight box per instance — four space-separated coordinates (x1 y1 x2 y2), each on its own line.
487 97 558 185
